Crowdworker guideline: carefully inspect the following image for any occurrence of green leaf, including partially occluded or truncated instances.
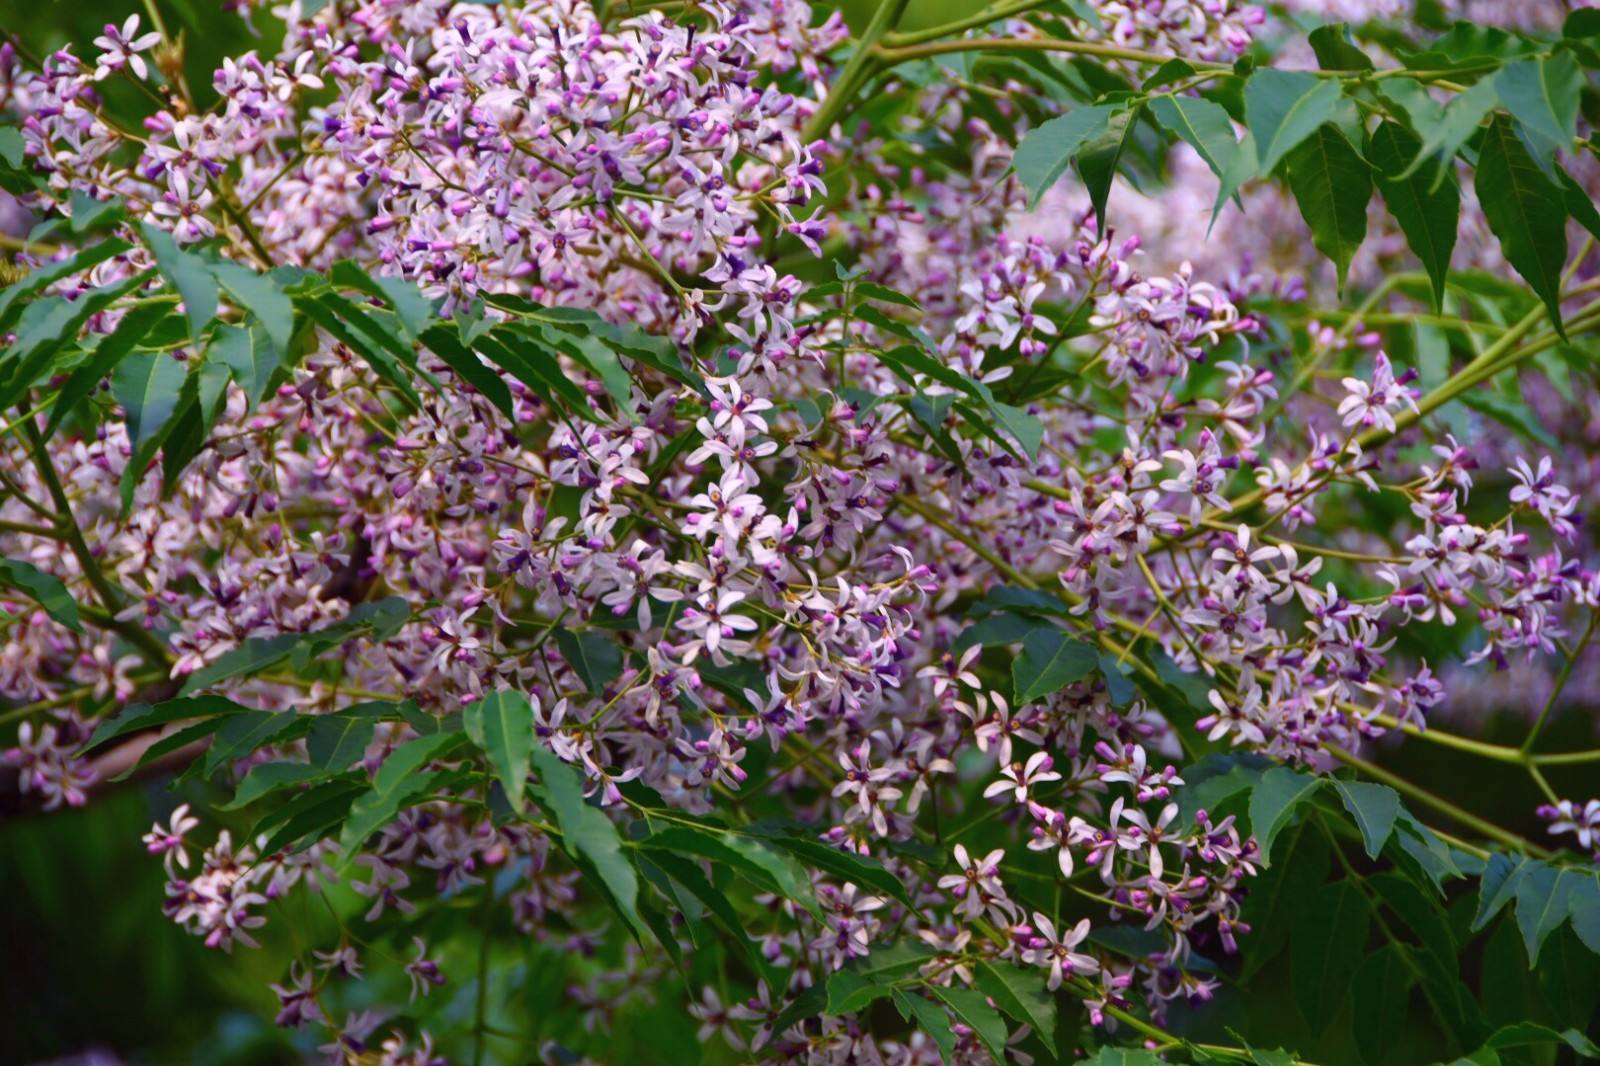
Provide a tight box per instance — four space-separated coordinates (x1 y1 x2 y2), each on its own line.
0 272 150 411
295 292 423 411
1333 779 1401 859
1391 810 1465 894
1012 104 1117 208
161 356 232 488
1248 767 1324 865
991 401 1044 460
1012 627 1098 704
1284 123 1371 290
1246 71 1345 177
1291 879 1371 1033
178 597 411 696
111 352 188 456
1203 127 1257 233
1568 872 1600 954
527 743 649 940
210 260 293 357
0 558 80 632
534 323 635 411
637 825 819 918
463 689 535 815
1351 945 1414 1066
329 261 435 341
1475 113 1569 335
755 830 914 907
1149 95 1240 181
67 190 124 234
975 959 1056 1047
893 990 957 1065
1367 120 1460 311
420 323 515 420
0 238 132 335
1309 23 1374 71
305 702 389 771
45 301 172 437
0 126 24 168
553 628 623 695
968 586 1071 619
1515 862 1584 966
202 710 306 776
340 731 464 859
85 694 249 751
140 224 218 341
928 983 1008 1061
1077 105 1138 235
1479 1022 1600 1058
826 968 901 1014
1173 752 1266 825
1495 54 1582 165
1398 77 1498 186
208 323 279 407
954 612 1037 651
1473 852 1527 931
221 762 331 810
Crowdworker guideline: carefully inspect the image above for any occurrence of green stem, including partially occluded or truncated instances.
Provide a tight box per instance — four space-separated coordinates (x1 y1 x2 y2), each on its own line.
801 0 914 143
873 35 1230 71
1522 609 1597 753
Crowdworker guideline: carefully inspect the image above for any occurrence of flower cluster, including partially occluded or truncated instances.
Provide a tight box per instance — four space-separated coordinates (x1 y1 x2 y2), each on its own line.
4 0 1600 1061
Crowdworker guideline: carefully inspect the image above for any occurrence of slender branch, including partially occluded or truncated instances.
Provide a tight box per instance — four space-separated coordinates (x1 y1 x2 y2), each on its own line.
801 0 915 142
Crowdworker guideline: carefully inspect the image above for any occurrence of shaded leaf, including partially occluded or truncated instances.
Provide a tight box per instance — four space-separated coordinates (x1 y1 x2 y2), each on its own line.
553 628 623 695
527 743 649 940
221 761 331 810
1495 54 1582 164
140 224 217 341
1285 123 1371 290
463 689 535 815
0 558 80 632
1475 113 1569 334
340 732 464 859
1246 70 1345 176
1012 104 1117 208
1291 879 1371 1033
1248 767 1324 865
1367 120 1460 311
1149 94 1240 180
976 959 1056 1046
755 830 914 907
1352 944 1414 1066
1334 779 1402 859
1012 627 1098 704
